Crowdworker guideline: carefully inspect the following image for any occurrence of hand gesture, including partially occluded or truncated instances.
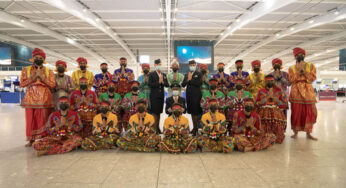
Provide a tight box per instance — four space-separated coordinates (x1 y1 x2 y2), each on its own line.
211 114 217 123
159 74 164 84
268 88 274 98
245 117 254 128
188 72 192 81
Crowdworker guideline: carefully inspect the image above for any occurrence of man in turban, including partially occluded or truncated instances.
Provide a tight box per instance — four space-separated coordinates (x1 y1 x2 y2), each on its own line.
53 60 75 110
72 57 94 90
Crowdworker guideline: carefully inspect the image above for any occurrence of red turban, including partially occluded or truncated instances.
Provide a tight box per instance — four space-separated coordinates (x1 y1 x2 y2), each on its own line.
107 81 116 87
235 60 243 65
293 47 306 57
272 58 282 66
79 77 88 82
58 97 69 103
56 60 67 68
76 57 87 64
217 62 225 67
244 97 254 103
100 101 110 106
234 78 244 84
130 80 139 87
199 64 208 70
141 63 150 69
209 78 218 84
172 103 184 110
32 48 46 59
208 99 218 104
251 60 261 67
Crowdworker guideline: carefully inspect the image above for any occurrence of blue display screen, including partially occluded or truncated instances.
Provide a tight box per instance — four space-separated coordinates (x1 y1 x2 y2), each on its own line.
0 47 12 65
177 46 212 64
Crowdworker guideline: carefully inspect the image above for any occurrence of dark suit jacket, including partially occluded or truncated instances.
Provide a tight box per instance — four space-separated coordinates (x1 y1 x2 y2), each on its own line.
165 96 186 116
182 71 202 115
148 71 168 114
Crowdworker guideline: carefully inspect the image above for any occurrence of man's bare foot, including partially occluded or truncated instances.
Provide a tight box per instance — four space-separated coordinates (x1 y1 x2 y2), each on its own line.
291 133 298 139
25 140 34 147
307 133 318 141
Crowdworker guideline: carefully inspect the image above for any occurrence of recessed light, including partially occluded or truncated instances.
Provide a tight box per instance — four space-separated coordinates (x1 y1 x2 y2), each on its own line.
96 18 100 22
309 20 314 24
20 19 24 23
159 8 162 11
221 33 224 36
236 19 240 22
335 11 339 15
290 27 294 31
276 33 280 37
83 8 87 12
175 8 178 11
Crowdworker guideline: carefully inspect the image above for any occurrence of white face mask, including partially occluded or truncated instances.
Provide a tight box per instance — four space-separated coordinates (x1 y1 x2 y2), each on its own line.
172 90 179 96
155 65 161 71
189 66 196 72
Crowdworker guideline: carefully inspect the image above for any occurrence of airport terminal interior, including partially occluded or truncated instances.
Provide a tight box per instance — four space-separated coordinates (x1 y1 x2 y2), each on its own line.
0 0 346 187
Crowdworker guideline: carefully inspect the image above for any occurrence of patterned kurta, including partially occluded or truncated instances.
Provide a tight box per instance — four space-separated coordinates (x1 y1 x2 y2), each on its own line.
138 74 151 110
93 72 113 96
288 62 317 133
167 72 184 97
248 73 265 100
99 92 122 114
200 90 225 114
117 113 160 152
32 110 82 156
82 113 120 151
230 71 250 88
121 92 148 116
160 115 197 154
226 90 252 129
268 71 290 116
113 68 135 97
198 112 234 153
53 74 75 110
213 72 231 93
201 74 212 94
256 87 287 144
72 70 94 90
70 90 99 137
232 110 275 152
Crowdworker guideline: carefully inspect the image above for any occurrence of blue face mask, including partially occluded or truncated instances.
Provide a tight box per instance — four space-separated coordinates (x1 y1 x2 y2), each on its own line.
155 66 161 71
189 66 196 72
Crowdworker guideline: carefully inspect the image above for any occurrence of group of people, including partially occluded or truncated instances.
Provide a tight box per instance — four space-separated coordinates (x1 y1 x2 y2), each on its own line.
20 46 318 157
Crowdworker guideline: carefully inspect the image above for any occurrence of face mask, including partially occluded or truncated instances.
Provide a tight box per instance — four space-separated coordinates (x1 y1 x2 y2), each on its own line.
274 65 281 70
80 65 86 71
173 111 181 117
245 105 253 112
266 82 274 88
155 66 161 71
236 85 243 90
34 59 44 66
137 106 146 113
101 68 108 73
218 68 224 72
108 87 115 93
100 108 108 114
57 67 65 73
296 55 304 62
59 103 69 111
236 66 242 71
172 68 178 72
80 84 87 90
254 67 260 73
143 69 149 74
172 90 179 96
210 85 216 90
210 105 217 113
132 86 139 92
201 69 207 74
189 66 196 72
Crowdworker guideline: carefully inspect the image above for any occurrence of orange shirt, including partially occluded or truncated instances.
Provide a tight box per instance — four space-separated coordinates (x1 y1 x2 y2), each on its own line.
20 65 56 108
288 62 317 104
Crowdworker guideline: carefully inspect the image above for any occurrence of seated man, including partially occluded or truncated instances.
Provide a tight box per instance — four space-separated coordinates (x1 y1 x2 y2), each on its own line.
165 83 186 116
200 78 225 114
82 102 120 151
232 98 276 152
159 103 197 154
117 99 160 152
99 81 122 114
198 99 234 153
33 97 82 157
256 75 287 144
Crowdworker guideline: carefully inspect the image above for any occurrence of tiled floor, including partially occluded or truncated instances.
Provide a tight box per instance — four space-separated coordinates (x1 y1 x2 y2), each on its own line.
1 101 346 188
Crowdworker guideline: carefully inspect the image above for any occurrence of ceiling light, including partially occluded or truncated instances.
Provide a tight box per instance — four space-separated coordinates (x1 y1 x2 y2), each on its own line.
159 8 162 11
227 26 231 29
335 10 339 15
96 18 100 22
162 32 165 35
276 33 280 37
221 33 224 36
175 8 178 11
66 38 75 44
173 18 177 21
161 18 164 21
20 19 24 23
83 8 87 12
290 27 294 31
107 26 110 29
309 20 314 24
113 32 117 36
236 19 240 22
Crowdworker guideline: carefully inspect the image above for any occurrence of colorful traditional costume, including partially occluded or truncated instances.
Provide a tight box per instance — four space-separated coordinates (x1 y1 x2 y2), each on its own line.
199 64 212 94
72 57 94 90
230 60 250 89
20 48 56 141
213 63 230 94
248 60 265 100
113 57 135 97
138 63 151 110
93 63 113 96
201 79 225 114
99 82 122 114
53 60 75 110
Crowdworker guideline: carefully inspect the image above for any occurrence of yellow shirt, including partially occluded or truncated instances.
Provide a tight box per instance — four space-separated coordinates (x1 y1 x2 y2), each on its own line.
248 72 265 100
72 70 94 90
163 115 189 136
92 113 119 134
128 113 156 136
201 111 227 135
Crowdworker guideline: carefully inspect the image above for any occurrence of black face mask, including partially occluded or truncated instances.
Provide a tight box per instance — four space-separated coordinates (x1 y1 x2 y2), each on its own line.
80 84 87 90
137 106 146 113
59 103 69 111
210 105 217 113
296 55 304 62
254 67 260 73
173 111 181 117
218 68 224 72
210 85 217 90
80 65 86 71
35 59 44 66
57 67 65 73
143 69 149 74
236 66 242 71
274 65 281 70
101 68 108 73
245 105 253 112
100 108 108 114
236 85 243 91
172 68 178 72
132 87 139 92
108 87 115 93
201 69 207 74
266 83 274 88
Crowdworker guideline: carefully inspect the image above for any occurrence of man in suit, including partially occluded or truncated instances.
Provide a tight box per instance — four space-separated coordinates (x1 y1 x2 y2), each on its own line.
182 60 203 136
148 59 169 133
166 83 186 116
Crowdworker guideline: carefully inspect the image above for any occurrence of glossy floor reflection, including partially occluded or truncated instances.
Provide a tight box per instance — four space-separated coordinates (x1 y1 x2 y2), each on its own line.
0 101 346 188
